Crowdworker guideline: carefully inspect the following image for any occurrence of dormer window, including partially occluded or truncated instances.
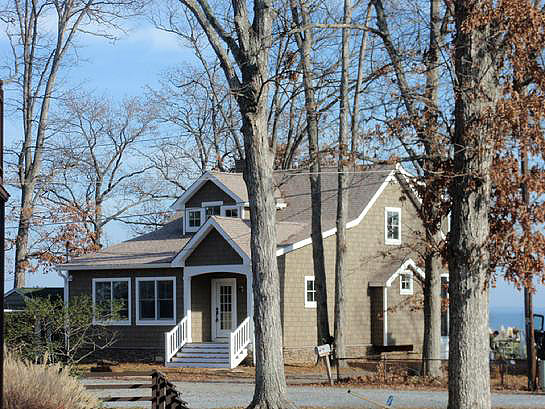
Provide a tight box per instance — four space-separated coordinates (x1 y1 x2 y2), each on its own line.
223 207 239 218
188 210 202 228
205 206 221 217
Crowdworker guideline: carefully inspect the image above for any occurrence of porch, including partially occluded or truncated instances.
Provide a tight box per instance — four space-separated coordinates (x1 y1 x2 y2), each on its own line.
164 266 253 369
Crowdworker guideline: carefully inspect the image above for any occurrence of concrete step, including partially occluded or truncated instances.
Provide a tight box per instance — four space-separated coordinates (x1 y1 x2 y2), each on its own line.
176 351 228 358
171 356 229 363
166 361 230 368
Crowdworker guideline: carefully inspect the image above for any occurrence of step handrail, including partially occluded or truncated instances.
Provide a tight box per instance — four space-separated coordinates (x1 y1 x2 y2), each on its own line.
229 316 251 368
165 316 189 364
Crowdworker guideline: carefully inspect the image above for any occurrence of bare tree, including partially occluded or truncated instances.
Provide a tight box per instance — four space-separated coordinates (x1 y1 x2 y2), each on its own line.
290 0 330 346
44 93 159 248
169 1 296 407
370 0 450 378
334 0 352 374
1 0 143 287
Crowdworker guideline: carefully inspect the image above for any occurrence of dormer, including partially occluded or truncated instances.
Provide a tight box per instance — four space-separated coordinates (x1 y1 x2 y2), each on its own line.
171 172 249 234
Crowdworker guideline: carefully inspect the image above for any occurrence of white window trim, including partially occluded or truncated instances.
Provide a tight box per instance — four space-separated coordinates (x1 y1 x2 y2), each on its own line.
385 207 402 245
304 276 317 308
135 277 176 326
202 201 224 207
185 208 204 233
400 271 413 295
221 205 240 218
92 277 131 326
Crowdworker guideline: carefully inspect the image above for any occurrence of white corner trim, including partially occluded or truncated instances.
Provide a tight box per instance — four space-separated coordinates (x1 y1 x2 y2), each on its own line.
385 258 424 288
383 286 388 346
135 276 177 326
276 168 397 256
172 218 251 266
304 276 316 309
384 207 402 246
92 277 132 326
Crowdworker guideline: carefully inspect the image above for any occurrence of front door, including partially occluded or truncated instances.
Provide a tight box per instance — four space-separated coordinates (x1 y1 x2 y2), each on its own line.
211 278 237 340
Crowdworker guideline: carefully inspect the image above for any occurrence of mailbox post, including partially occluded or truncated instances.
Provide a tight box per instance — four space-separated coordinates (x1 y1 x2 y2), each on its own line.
315 344 333 385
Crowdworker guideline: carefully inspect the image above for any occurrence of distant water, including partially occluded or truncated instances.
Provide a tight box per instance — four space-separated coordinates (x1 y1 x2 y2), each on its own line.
489 307 545 331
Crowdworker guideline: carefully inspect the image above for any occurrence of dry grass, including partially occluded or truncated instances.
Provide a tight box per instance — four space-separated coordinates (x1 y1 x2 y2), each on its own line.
4 351 100 409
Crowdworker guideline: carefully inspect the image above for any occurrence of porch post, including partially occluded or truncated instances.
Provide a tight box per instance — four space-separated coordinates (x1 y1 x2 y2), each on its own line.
246 264 256 365
184 274 192 342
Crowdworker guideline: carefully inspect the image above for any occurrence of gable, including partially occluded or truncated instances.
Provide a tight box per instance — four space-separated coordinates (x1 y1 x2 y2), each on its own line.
186 180 236 207
185 229 243 266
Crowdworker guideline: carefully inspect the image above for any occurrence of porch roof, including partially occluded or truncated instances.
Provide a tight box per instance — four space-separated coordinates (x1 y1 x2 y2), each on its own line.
61 217 190 269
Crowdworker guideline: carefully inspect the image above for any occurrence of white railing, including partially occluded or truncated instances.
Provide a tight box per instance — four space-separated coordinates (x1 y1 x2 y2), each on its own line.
165 316 189 364
229 317 252 369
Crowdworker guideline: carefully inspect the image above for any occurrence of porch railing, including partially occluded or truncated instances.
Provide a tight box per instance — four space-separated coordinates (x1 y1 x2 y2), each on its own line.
165 316 189 364
229 316 251 369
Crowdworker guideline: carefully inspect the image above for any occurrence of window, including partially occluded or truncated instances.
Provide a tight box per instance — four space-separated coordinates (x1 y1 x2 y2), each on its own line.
222 206 239 218
92 278 131 325
385 207 401 245
304 276 317 308
188 210 201 227
136 277 176 325
400 271 413 295
205 206 221 218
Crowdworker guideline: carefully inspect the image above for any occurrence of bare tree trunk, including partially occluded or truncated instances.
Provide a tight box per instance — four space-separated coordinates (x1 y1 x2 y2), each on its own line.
448 2 498 407
334 0 352 374
422 253 442 377
290 0 330 346
14 189 33 287
177 1 296 407
372 0 446 377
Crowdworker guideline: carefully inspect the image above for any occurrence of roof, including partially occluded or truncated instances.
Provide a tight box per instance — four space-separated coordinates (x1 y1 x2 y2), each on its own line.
62 164 398 269
274 164 395 244
62 217 190 269
5 287 64 298
181 216 306 261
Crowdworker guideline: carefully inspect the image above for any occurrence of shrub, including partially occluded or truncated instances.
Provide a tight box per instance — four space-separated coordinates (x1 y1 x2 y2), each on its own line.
3 350 100 409
5 295 119 364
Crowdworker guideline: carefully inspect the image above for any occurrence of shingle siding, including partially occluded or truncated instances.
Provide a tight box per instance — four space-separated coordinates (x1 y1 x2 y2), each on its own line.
186 180 236 207
185 229 243 266
68 268 183 352
280 179 426 354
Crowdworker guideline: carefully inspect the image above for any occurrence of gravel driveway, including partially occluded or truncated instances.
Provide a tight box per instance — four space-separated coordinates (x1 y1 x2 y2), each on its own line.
83 379 545 409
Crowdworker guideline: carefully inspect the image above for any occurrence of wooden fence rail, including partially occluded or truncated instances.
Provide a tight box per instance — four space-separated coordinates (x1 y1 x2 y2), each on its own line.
83 370 189 409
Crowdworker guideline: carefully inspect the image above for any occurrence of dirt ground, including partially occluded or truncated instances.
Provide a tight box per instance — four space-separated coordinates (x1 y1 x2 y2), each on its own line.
77 361 534 393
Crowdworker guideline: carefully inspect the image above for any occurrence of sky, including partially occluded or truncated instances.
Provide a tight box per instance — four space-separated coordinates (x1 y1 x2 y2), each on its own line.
1 13 543 321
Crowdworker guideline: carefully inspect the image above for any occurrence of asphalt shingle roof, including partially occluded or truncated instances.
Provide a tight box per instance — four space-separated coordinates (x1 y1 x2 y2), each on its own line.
64 164 396 269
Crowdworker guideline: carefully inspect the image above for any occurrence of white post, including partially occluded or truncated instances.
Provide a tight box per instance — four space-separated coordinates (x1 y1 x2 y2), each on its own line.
184 274 192 343
246 265 256 366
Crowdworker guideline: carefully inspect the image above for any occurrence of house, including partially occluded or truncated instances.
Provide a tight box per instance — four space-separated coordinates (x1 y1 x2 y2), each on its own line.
58 163 449 368
4 287 64 312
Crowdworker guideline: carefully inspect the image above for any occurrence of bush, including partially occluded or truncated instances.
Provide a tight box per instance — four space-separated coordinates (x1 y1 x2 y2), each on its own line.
3 350 100 409
4 295 119 365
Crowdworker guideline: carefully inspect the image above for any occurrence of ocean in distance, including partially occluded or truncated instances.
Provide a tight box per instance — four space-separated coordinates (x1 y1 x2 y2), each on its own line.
489 307 545 331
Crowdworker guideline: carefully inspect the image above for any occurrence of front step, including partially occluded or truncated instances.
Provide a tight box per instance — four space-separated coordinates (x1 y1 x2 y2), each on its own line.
167 342 231 368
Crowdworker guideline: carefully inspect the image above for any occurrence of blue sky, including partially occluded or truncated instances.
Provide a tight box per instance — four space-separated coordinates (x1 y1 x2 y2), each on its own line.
1 17 543 319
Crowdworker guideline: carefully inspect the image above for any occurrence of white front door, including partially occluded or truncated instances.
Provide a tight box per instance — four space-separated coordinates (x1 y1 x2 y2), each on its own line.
211 278 237 340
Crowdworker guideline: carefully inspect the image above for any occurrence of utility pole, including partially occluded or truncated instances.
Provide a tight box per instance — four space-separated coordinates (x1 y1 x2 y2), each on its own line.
1 79 11 409
521 146 537 391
